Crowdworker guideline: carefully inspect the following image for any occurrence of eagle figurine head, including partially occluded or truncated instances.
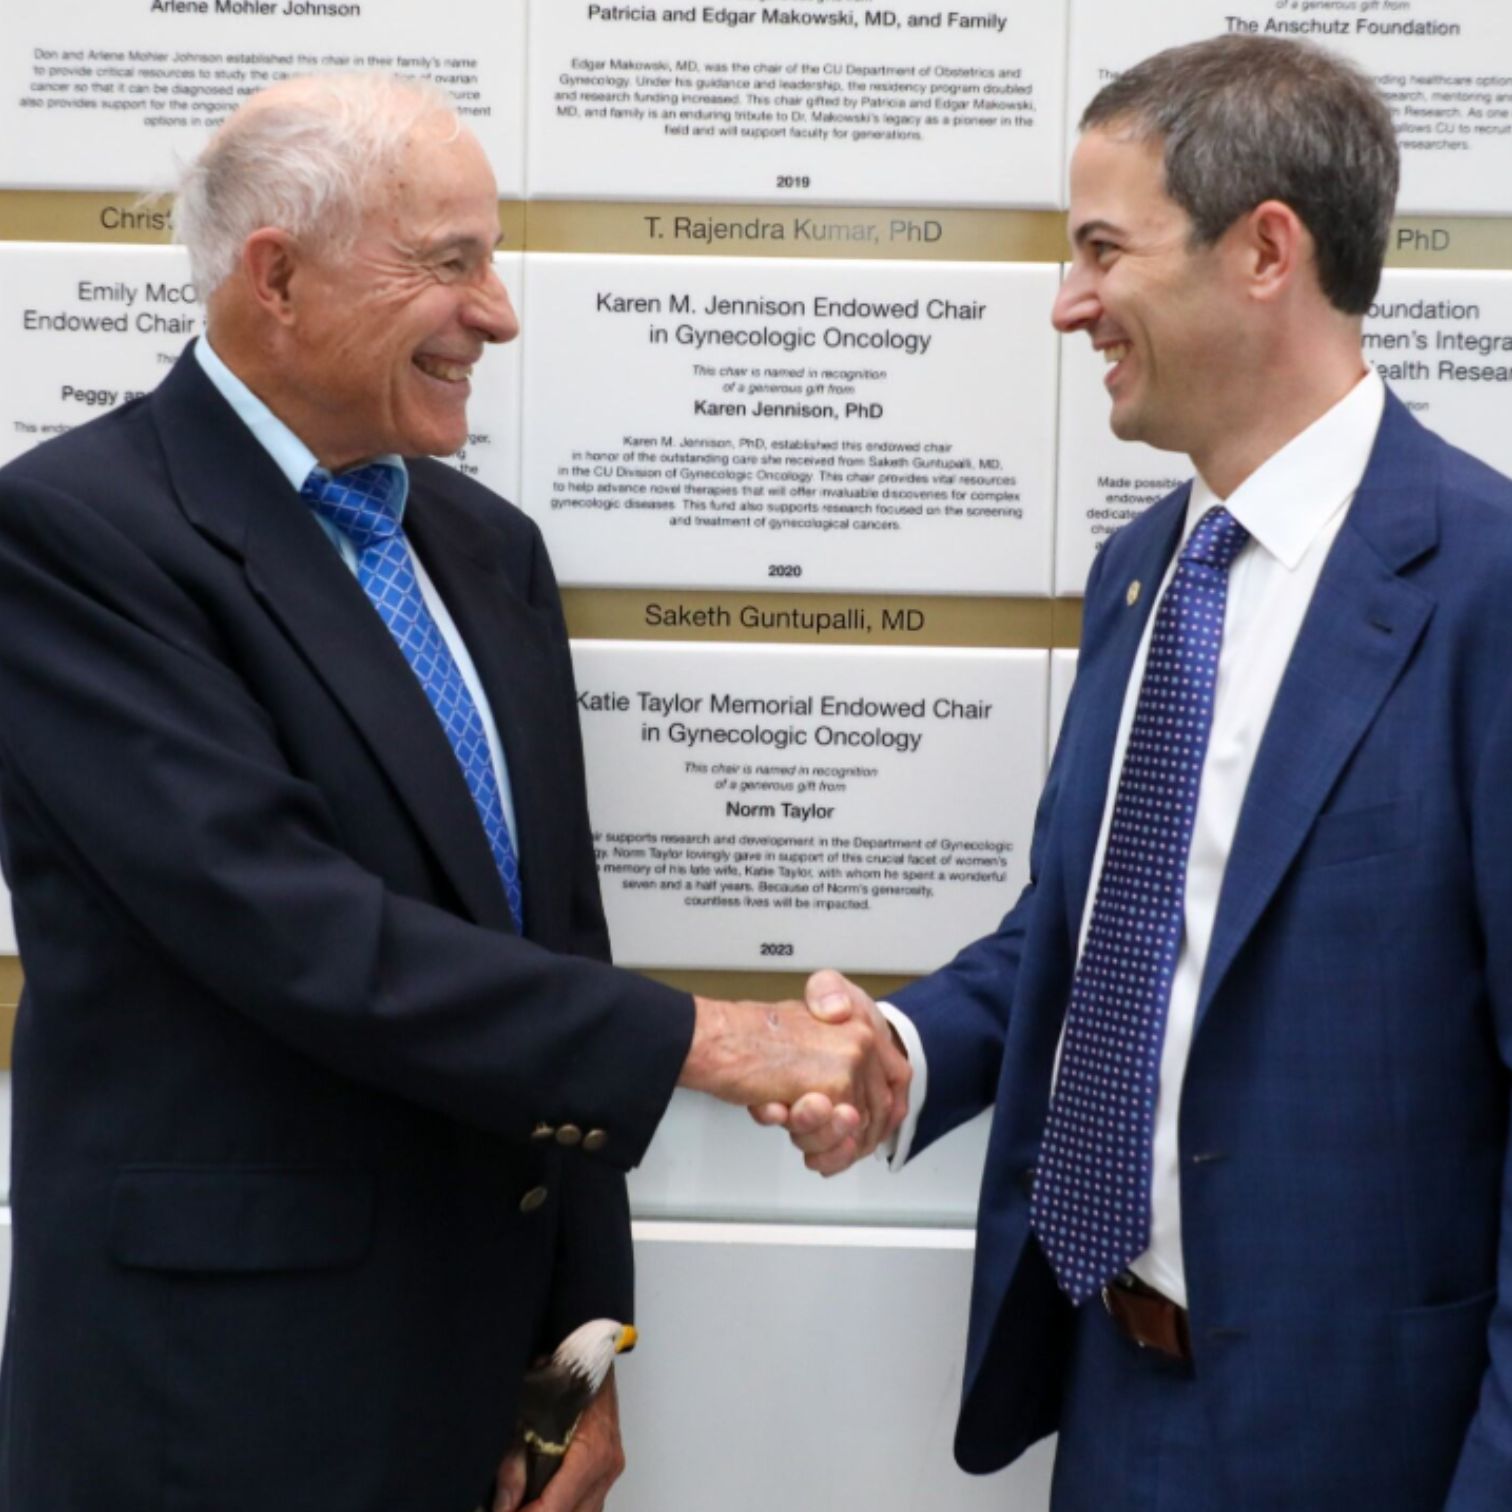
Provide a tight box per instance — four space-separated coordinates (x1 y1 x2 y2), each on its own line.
517 1319 637 1502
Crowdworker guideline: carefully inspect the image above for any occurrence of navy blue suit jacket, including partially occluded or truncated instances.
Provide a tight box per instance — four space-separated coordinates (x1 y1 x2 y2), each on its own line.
0 349 695 1511
895 394 1512 1508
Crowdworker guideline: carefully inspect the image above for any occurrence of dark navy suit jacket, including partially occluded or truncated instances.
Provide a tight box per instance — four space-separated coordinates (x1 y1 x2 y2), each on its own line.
0 349 695 1511
895 394 1512 1509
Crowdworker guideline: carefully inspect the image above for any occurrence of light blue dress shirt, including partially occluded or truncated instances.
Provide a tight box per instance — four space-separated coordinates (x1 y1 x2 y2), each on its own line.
193 336 519 852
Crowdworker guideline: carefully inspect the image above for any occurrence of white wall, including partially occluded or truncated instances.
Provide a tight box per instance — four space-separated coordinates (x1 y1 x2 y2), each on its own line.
619 1222 1054 1511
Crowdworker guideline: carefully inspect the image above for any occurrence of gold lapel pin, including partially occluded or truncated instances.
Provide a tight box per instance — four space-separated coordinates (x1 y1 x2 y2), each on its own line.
1126 580 1142 607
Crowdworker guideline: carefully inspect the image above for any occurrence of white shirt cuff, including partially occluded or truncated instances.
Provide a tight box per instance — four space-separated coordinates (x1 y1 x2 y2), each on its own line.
875 1002 927 1171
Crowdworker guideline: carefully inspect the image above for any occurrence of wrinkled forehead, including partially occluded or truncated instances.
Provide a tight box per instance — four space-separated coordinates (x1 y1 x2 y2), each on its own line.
352 127 502 249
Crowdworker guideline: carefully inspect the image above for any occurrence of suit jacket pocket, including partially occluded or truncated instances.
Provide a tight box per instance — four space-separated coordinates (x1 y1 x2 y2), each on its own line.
1391 1286 1495 1501
109 1166 374 1274
1297 795 1418 869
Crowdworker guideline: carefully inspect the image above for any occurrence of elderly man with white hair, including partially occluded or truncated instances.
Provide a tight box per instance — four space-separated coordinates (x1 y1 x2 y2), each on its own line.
0 74 908 1512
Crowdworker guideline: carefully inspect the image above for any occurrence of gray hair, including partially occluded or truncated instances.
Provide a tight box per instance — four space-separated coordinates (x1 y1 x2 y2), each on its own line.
174 72 458 298
1082 36 1399 315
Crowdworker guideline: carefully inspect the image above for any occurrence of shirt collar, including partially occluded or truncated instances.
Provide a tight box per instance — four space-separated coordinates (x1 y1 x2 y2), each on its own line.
1187 366 1385 571
193 335 409 520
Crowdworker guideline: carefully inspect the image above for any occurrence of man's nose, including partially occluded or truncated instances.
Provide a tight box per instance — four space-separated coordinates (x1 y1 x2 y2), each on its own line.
468 265 520 345
1051 267 1099 334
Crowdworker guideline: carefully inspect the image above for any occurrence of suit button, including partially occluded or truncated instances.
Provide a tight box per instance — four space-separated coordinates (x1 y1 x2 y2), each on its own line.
530 1123 555 1142
555 1124 583 1147
582 1129 609 1153
1017 1166 1036 1198
519 1186 549 1213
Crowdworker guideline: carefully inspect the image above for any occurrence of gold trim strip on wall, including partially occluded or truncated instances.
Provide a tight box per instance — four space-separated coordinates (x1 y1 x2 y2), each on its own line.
562 589 1079 648
1385 219 1512 270
0 192 175 245
526 203 1066 263
10 195 1512 270
1052 598 1083 649
0 195 528 249
0 194 1061 262
0 959 20 1072
496 201 528 252
646 968 915 1004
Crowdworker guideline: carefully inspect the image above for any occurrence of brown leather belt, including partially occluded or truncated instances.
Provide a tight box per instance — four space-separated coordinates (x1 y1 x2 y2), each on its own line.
1101 1272 1192 1363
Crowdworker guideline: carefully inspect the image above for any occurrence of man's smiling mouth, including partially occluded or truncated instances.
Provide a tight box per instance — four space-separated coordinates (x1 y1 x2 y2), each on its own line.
413 355 473 383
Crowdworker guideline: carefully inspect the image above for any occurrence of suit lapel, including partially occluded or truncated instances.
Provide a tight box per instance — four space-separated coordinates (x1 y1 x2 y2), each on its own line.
1061 488 1190 950
152 350 516 931
1196 394 1438 1026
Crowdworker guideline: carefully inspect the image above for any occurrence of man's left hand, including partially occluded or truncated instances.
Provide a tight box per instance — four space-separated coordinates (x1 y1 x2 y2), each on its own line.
494 1369 626 1512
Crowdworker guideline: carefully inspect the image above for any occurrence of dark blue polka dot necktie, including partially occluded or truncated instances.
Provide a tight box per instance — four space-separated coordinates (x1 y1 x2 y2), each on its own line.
302 462 524 933
1030 505 1249 1304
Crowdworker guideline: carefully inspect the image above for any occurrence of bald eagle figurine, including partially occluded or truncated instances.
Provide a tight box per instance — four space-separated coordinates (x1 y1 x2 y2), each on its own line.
517 1319 638 1502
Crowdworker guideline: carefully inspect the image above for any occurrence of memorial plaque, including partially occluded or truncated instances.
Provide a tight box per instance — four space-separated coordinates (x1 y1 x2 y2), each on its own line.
527 0 1067 207
1067 0 1512 215
0 243 524 502
0 0 525 194
0 243 202 467
572 640 1046 974
521 254 1058 593
1366 268 1512 476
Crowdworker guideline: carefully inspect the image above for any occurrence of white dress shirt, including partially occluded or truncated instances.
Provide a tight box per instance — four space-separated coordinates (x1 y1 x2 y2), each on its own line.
885 368 1387 1308
192 336 519 851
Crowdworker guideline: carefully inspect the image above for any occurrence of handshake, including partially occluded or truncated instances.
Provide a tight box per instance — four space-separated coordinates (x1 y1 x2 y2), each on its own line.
677 970 911 1175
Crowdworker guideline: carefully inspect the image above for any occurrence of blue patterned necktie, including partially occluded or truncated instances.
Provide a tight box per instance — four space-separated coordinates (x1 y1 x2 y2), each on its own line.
301 462 524 932
1030 505 1249 1304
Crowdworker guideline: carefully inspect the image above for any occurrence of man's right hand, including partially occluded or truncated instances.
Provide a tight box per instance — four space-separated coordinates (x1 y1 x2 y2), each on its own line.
679 981 906 1152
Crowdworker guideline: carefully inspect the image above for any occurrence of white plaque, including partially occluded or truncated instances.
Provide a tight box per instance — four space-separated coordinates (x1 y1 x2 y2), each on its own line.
574 640 1047 974
1049 647 1075 756
522 254 1058 593
1054 319 1186 596
1366 268 1512 477
527 1 1067 206
0 244 202 467
0 0 526 194
1067 0 1512 215
0 243 524 504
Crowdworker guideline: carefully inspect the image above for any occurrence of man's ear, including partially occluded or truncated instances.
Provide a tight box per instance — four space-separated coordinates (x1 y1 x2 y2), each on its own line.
1239 199 1309 305
240 229 303 326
